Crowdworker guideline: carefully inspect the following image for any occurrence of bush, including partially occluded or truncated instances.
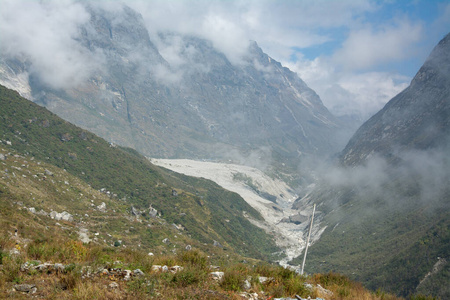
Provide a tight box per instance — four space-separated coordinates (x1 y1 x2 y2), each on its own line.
171 266 206 287
178 250 208 269
220 269 246 291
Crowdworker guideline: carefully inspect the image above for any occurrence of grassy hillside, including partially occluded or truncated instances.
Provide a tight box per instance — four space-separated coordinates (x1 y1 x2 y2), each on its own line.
0 84 278 261
290 175 450 298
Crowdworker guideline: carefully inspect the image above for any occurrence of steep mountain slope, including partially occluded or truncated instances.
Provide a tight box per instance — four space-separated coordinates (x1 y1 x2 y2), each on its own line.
0 3 345 173
291 33 450 298
0 84 279 261
341 33 450 166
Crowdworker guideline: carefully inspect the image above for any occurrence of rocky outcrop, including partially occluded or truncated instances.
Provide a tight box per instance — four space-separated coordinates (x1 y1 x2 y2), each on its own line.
49 211 73 222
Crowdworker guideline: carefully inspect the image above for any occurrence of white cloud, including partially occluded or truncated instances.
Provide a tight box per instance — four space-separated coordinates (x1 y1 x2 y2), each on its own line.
0 0 103 90
129 0 377 65
287 57 409 120
332 19 423 71
0 0 443 120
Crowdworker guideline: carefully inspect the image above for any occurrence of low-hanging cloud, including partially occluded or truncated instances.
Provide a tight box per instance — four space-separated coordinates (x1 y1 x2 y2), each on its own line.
287 57 409 120
0 0 104 90
1 0 447 122
319 147 450 209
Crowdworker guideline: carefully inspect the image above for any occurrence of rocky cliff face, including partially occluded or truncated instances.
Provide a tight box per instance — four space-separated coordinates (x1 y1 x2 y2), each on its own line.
0 3 345 170
340 33 450 165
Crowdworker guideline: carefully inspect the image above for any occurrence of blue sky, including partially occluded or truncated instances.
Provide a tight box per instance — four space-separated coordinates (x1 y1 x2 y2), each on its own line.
1 0 449 120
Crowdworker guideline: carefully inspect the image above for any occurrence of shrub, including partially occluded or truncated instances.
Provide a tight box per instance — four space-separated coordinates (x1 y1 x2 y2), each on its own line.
171 266 205 287
285 276 308 296
220 269 246 291
178 249 208 270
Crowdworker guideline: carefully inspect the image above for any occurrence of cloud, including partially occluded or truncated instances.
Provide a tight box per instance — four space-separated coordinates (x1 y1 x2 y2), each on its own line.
0 0 444 121
332 19 423 71
0 0 103 90
286 57 409 120
320 146 450 208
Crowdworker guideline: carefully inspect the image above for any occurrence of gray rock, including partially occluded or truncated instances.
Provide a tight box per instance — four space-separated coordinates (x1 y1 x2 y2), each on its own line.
97 202 106 212
209 271 224 281
123 269 132 281
53 263 65 272
185 245 192 251
131 206 139 216
162 238 170 244
14 284 36 293
258 276 273 284
243 279 251 290
44 169 53 176
170 265 183 273
28 207 36 214
213 240 223 248
0 153 6 160
50 211 73 222
148 207 157 218
36 209 48 216
133 269 144 276
108 282 119 290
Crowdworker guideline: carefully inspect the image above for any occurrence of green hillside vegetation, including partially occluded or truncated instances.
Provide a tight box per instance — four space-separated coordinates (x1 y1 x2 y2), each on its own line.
0 84 277 261
290 175 450 299
0 84 409 299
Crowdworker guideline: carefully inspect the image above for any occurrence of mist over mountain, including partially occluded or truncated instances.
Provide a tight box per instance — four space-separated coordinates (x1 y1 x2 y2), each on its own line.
292 33 450 298
340 32 450 166
0 3 351 173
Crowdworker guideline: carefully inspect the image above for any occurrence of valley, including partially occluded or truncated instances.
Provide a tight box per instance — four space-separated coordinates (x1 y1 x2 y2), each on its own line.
151 159 324 268
0 1 448 298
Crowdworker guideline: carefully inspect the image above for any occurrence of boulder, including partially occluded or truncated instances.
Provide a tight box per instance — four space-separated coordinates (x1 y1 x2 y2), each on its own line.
131 206 139 216
148 207 158 218
108 282 119 290
14 284 36 293
243 279 251 290
0 153 6 160
97 202 106 212
60 211 73 222
210 271 224 281
170 266 183 273
151 265 162 272
133 269 145 277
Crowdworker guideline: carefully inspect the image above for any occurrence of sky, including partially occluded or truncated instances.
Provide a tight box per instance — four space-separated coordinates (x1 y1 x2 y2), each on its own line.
1 0 449 120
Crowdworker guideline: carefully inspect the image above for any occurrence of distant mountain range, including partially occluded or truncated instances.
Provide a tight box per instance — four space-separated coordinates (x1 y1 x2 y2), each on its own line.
0 3 350 173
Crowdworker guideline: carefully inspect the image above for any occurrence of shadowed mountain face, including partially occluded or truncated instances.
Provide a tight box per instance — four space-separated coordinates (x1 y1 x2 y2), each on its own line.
292 33 450 298
0 4 346 171
340 33 450 166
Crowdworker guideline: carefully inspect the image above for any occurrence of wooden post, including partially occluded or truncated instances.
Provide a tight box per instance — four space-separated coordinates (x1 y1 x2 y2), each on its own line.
301 203 315 275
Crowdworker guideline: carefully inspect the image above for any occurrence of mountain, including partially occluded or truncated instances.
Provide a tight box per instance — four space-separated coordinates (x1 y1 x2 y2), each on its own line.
291 33 450 298
0 84 280 261
340 33 450 166
0 3 346 174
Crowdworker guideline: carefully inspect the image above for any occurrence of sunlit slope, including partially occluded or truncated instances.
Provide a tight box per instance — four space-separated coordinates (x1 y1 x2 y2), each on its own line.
0 84 279 260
